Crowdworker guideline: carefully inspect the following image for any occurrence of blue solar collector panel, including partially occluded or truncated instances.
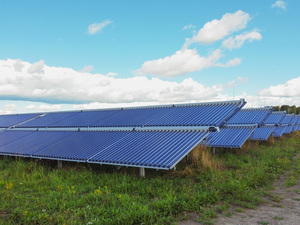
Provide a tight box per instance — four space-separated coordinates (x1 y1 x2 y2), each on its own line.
88 130 207 169
272 126 286 137
226 107 273 126
0 113 42 128
0 130 35 150
204 126 255 148
250 126 274 141
31 130 130 161
0 130 75 157
283 125 293 134
264 111 286 125
18 112 81 128
281 114 294 125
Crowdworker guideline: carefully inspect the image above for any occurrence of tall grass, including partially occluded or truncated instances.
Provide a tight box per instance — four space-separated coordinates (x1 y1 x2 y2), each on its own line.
189 145 223 170
0 132 300 224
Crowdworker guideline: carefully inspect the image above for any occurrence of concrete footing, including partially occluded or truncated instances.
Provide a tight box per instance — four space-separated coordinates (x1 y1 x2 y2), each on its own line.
57 161 63 169
139 167 145 177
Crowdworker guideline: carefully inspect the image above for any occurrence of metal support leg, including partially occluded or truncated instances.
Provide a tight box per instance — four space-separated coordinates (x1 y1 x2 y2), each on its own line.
139 167 145 178
4 155 7 159
212 147 216 156
57 161 62 169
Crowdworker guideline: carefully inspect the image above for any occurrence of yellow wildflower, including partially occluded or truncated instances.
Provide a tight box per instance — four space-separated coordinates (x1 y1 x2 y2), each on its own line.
5 182 13 190
94 189 102 195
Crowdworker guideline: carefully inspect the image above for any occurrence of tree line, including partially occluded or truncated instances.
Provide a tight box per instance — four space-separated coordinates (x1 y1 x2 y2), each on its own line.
273 105 300 114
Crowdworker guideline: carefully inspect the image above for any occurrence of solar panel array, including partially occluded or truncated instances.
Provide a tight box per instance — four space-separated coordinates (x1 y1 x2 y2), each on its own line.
0 99 299 171
0 99 246 171
203 107 273 148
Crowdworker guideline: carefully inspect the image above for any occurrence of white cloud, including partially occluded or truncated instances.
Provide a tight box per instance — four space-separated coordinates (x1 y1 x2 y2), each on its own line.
0 59 223 104
183 24 195 31
212 93 300 108
136 10 260 77
184 10 251 47
272 1 287 10
105 72 118 76
135 49 226 77
222 30 262 49
13 59 24 72
0 104 17 115
215 58 242 68
88 20 113 35
27 60 45 74
80 65 94 73
25 104 62 112
225 80 236 88
224 76 248 88
259 76 300 97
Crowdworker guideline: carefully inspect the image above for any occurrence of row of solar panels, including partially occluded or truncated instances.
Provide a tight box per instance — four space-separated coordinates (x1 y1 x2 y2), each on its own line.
204 108 300 148
0 129 207 169
0 99 299 171
0 100 246 128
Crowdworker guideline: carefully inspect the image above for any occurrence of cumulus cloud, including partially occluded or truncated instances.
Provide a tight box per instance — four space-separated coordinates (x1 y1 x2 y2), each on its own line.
13 59 24 72
224 76 248 88
184 10 251 48
80 65 94 73
105 72 118 76
222 30 262 49
0 104 17 115
212 92 300 108
272 1 287 10
135 49 225 77
27 60 45 74
182 24 195 31
136 10 260 77
215 58 242 68
0 59 224 104
88 20 113 35
259 76 300 97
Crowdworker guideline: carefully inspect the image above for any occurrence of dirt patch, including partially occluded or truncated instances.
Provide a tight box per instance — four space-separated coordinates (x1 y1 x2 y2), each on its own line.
179 166 300 225
216 172 300 225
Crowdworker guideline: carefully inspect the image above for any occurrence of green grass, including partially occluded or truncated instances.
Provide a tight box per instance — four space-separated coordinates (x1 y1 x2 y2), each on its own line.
283 154 300 187
0 132 300 224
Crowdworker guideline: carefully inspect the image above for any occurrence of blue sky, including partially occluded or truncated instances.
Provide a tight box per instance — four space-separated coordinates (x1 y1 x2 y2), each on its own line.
0 0 299 114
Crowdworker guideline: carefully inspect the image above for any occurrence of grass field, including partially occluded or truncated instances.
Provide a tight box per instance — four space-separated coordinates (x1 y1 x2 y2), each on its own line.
1 132 300 224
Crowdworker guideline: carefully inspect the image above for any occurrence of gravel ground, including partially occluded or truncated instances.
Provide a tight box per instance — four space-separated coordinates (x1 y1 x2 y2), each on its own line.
179 166 300 225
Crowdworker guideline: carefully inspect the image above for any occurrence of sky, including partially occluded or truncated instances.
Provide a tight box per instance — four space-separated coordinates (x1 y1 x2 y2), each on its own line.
0 0 299 114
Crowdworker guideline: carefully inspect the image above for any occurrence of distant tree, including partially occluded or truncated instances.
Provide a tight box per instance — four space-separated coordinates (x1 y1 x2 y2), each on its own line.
280 105 289 112
272 105 299 114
